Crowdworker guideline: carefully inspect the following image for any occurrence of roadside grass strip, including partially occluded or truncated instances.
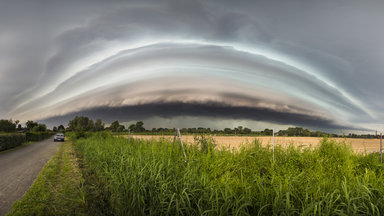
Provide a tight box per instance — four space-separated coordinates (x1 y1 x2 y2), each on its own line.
7 141 87 216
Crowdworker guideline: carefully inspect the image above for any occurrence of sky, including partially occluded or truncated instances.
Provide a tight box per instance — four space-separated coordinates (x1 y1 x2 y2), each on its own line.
0 0 383 132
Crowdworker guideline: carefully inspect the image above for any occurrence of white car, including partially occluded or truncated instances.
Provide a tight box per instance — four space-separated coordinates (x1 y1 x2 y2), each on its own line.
54 133 65 142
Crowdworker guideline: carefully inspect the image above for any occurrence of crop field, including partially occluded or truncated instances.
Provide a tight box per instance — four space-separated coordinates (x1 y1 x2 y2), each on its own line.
129 135 382 153
73 132 384 215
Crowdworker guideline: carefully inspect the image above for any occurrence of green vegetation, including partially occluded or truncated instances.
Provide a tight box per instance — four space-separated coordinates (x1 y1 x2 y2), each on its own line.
109 120 125 132
0 133 26 151
0 119 18 132
61 116 378 138
72 133 384 215
0 119 52 152
150 126 340 137
8 141 86 216
128 121 145 132
26 120 49 132
25 131 54 142
67 116 105 132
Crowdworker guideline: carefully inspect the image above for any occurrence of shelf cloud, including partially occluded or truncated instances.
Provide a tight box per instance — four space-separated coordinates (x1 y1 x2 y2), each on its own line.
0 0 383 131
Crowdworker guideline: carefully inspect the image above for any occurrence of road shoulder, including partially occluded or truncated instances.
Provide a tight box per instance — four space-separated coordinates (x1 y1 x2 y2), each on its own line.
7 141 87 216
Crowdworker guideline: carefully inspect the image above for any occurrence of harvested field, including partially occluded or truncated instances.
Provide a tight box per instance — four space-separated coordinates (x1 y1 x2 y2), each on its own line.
128 135 381 153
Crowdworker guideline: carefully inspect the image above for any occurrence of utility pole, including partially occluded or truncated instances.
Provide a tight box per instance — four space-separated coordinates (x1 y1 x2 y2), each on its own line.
177 128 188 162
380 133 382 164
128 129 131 143
173 128 187 162
273 128 275 162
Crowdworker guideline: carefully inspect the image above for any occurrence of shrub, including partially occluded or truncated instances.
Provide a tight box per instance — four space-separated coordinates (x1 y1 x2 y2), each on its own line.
0 133 26 151
26 132 54 142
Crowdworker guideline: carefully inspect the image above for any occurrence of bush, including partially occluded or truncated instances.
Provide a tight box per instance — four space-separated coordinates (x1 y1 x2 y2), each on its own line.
0 133 26 151
26 132 54 142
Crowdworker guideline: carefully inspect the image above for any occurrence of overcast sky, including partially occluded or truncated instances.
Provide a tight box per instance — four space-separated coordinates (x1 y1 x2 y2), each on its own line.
0 0 383 132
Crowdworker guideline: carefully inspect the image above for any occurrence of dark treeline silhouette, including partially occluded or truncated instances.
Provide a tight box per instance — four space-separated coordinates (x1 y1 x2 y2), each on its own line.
1 116 376 139
0 119 48 133
61 116 379 139
153 126 339 137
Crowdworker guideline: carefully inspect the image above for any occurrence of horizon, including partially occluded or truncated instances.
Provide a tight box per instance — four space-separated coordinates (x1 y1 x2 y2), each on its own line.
13 117 380 136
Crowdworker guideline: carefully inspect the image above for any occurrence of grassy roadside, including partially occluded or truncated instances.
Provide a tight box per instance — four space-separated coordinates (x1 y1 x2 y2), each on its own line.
7 141 87 216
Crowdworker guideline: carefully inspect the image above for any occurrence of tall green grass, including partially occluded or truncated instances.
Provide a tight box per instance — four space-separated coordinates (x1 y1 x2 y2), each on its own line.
73 133 384 215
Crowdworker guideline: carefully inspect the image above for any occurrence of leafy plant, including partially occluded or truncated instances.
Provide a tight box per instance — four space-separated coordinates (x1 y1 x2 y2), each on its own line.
193 134 216 153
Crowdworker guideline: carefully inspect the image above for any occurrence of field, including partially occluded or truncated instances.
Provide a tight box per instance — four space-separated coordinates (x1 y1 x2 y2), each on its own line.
129 135 382 153
71 132 384 215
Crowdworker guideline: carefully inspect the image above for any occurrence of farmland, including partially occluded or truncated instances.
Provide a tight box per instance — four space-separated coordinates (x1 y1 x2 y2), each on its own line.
71 132 384 215
130 135 382 153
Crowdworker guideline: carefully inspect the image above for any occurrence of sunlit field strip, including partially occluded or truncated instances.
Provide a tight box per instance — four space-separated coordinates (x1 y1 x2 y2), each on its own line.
128 135 382 153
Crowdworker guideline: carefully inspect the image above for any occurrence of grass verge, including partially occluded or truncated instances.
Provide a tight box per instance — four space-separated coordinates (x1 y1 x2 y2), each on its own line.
7 141 87 216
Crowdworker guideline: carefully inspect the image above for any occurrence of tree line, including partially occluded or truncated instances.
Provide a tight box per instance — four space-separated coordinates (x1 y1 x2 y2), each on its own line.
0 119 50 133
66 116 145 133
61 116 379 138
0 116 378 139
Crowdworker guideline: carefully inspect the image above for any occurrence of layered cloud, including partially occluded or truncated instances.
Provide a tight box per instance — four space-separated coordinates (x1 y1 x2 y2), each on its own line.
0 0 383 131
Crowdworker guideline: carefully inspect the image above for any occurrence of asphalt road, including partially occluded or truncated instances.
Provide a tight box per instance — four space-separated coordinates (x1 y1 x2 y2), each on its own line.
0 138 61 216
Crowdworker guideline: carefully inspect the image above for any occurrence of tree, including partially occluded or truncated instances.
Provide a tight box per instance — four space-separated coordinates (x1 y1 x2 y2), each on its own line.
224 128 232 134
58 125 65 132
263 128 273 136
33 124 47 132
0 119 16 132
129 124 136 132
117 125 125 132
26 120 38 131
94 119 104 131
53 126 58 132
243 127 252 134
135 121 145 132
110 121 120 132
68 116 93 132
126 121 145 132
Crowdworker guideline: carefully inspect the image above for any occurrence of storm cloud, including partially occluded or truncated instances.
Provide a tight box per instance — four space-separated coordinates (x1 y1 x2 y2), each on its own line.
41 101 359 131
0 0 383 131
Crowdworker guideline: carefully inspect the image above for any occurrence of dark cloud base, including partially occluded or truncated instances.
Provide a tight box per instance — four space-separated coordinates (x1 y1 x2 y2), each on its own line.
41 102 358 131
